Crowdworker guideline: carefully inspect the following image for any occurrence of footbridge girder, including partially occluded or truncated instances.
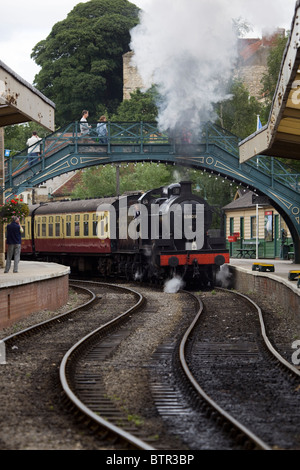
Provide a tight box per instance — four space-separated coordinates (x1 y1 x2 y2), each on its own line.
3 121 300 262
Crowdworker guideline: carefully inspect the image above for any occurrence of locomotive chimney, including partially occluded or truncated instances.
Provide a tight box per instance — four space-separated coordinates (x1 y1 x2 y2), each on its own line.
180 181 192 195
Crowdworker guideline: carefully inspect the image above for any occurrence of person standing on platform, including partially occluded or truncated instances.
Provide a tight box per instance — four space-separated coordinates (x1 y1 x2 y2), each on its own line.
4 216 23 273
26 131 41 166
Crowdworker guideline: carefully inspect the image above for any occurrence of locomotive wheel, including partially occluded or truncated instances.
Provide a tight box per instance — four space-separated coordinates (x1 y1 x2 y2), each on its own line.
132 262 142 281
210 266 219 287
125 263 132 281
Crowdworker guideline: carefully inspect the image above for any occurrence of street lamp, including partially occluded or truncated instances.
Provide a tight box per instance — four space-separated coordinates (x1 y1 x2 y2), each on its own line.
195 183 207 199
256 204 263 259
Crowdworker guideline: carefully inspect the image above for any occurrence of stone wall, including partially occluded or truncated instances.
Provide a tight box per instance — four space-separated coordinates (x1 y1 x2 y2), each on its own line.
123 43 270 101
123 51 145 100
234 65 267 101
229 266 300 318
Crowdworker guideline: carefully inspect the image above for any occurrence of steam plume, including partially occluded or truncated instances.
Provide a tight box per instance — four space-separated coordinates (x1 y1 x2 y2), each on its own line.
164 276 184 293
130 0 238 131
130 0 295 131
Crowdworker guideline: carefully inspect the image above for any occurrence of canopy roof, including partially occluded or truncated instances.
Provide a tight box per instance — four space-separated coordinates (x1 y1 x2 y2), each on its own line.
239 1 300 162
0 61 55 131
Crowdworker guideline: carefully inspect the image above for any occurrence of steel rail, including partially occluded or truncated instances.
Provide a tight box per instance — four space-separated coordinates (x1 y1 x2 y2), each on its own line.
220 288 300 379
2 281 153 449
59 281 155 451
2 284 96 345
178 290 272 451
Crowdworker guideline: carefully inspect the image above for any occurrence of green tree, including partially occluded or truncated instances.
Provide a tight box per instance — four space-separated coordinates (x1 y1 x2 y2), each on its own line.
71 166 118 198
260 33 300 170
71 163 173 199
31 0 140 126
119 162 172 191
4 122 49 156
217 79 263 139
261 33 289 121
112 88 158 121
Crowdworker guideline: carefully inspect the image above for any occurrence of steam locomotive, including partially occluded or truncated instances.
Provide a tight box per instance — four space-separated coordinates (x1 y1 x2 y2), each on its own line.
20 181 229 286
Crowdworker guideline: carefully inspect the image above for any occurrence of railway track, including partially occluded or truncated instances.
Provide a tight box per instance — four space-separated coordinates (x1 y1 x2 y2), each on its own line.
59 281 156 450
0 281 148 450
179 288 300 450
58 282 300 450
1 280 299 450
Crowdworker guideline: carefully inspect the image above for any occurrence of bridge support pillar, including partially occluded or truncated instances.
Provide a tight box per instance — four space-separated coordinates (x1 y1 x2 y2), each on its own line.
294 239 300 265
0 128 4 268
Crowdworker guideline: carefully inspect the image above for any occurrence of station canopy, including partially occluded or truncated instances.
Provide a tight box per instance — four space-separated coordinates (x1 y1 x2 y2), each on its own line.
0 60 55 131
239 0 300 163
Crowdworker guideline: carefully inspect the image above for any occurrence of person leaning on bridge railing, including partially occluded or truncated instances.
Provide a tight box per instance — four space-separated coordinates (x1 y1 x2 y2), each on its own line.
26 131 41 166
80 110 91 136
96 115 108 143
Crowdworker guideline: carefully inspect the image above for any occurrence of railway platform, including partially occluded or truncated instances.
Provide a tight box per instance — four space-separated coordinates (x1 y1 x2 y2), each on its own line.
230 258 300 294
0 261 70 330
229 258 300 314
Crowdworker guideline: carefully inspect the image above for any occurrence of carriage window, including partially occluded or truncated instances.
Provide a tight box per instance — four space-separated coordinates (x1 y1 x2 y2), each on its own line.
21 225 25 238
66 215 71 237
83 214 89 236
41 217 47 237
93 214 98 236
55 216 60 236
74 215 80 237
99 214 105 238
98 213 109 238
48 216 53 237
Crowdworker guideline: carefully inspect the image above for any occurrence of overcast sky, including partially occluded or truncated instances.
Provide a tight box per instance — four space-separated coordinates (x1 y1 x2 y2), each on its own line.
0 0 298 85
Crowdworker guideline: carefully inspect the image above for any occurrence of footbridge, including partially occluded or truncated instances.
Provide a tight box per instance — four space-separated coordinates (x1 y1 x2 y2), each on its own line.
3 121 300 262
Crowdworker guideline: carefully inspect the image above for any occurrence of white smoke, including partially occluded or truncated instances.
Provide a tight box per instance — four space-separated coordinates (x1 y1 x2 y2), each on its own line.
130 0 238 131
235 0 296 36
130 0 296 131
216 264 232 289
164 276 185 293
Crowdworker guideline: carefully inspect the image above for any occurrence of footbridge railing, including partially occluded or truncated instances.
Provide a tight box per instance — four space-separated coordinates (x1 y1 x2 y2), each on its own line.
2 121 300 261
4 121 299 193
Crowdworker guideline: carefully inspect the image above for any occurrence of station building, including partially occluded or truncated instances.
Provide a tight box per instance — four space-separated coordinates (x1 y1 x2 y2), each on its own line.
223 189 293 260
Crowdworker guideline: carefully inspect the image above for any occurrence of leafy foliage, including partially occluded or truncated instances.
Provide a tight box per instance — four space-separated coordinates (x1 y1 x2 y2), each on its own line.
217 79 263 139
71 163 174 199
31 0 140 126
4 122 48 156
111 88 159 122
261 33 289 120
260 33 300 170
